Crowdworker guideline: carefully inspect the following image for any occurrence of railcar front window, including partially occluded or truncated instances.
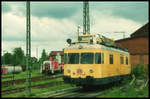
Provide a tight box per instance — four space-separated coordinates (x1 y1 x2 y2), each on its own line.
95 53 104 64
81 53 93 64
95 53 101 64
64 53 68 64
68 53 79 64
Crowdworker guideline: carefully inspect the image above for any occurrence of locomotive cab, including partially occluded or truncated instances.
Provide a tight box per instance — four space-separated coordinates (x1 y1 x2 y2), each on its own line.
41 61 52 74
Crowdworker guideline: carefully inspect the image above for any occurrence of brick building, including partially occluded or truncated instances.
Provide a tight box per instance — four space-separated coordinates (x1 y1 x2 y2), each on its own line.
115 22 149 66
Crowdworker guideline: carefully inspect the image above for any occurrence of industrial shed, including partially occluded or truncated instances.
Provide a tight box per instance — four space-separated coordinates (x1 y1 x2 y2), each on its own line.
115 22 149 66
49 51 64 61
50 51 64 57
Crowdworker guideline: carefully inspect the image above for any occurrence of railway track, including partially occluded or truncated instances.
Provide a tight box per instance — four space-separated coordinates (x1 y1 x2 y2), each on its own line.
2 74 63 87
38 81 123 98
34 86 82 98
2 76 13 79
2 81 64 95
49 87 106 98
36 85 106 98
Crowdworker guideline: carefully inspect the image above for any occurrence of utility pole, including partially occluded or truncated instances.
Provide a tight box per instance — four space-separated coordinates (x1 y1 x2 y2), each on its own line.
36 46 38 60
13 54 16 85
26 1 31 96
83 1 90 34
77 25 80 42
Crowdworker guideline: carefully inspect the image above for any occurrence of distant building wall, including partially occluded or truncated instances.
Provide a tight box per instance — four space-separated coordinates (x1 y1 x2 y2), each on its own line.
115 36 149 67
115 37 148 55
130 54 148 66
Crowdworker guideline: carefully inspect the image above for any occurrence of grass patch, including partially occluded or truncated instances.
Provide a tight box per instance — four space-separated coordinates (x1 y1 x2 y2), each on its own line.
97 75 149 98
2 83 74 98
2 70 42 82
2 77 63 91
98 84 148 98
131 63 149 78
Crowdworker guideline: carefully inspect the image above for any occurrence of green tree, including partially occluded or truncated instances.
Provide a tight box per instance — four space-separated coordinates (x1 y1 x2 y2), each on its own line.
12 47 25 66
38 49 49 66
2 52 13 65
41 49 47 60
1 56 4 64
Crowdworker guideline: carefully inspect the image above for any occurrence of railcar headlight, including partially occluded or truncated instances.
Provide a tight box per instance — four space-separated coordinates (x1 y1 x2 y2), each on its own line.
82 72 85 75
67 69 71 73
89 69 94 73
79 45 83 49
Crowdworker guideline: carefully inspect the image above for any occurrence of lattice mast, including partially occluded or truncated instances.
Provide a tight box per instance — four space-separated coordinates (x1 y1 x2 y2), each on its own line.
26 1 31 96
83 1 90 35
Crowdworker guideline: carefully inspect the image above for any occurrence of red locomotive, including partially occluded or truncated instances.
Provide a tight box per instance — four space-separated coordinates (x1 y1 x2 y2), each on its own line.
40 54 64 74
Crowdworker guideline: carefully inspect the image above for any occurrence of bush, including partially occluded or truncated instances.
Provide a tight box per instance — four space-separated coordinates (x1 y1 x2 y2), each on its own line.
31 63 40 70
144 64 149 78
131 63 146 78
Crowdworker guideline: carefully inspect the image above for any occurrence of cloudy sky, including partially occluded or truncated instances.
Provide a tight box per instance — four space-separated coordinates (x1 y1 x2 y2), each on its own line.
2 1 148 59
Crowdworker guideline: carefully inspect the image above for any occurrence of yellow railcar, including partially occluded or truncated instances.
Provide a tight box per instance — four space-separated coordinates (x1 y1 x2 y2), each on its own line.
63 2 131 87
63 42 131 86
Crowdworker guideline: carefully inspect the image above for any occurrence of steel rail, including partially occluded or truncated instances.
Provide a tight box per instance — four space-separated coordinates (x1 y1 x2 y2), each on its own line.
2 74 63 87
34 86 82 98
2 81 64 95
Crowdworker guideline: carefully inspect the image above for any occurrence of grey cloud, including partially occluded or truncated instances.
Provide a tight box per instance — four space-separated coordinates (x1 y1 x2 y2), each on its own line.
3 36 25 41
2 2 11 13
2 2 26 17
31 2 82 19
112 2 148 23
2 2 83 19
2 2 148 23
90 2 148 23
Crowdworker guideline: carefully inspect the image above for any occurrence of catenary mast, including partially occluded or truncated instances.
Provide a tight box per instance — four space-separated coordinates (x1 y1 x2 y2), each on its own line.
26 1 31 96
83 1 90 35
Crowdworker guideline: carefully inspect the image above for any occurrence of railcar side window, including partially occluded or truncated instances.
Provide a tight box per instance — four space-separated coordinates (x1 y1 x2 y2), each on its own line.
101 53 104 64
64 53 68 64
109 54 113 64
81 53 93 64
95 53 104 64
126 56 128 65
68 53 79 64
120 56 124 64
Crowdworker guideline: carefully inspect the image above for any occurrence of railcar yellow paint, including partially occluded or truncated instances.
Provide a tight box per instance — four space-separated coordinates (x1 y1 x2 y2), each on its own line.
64 64 101 78
64 47 131 79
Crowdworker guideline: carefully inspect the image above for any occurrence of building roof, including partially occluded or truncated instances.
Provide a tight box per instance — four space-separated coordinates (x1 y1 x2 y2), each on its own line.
115 22 149 55
131 22 149 38
50 51 64 56
115 22 149 42
115 37 131 42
